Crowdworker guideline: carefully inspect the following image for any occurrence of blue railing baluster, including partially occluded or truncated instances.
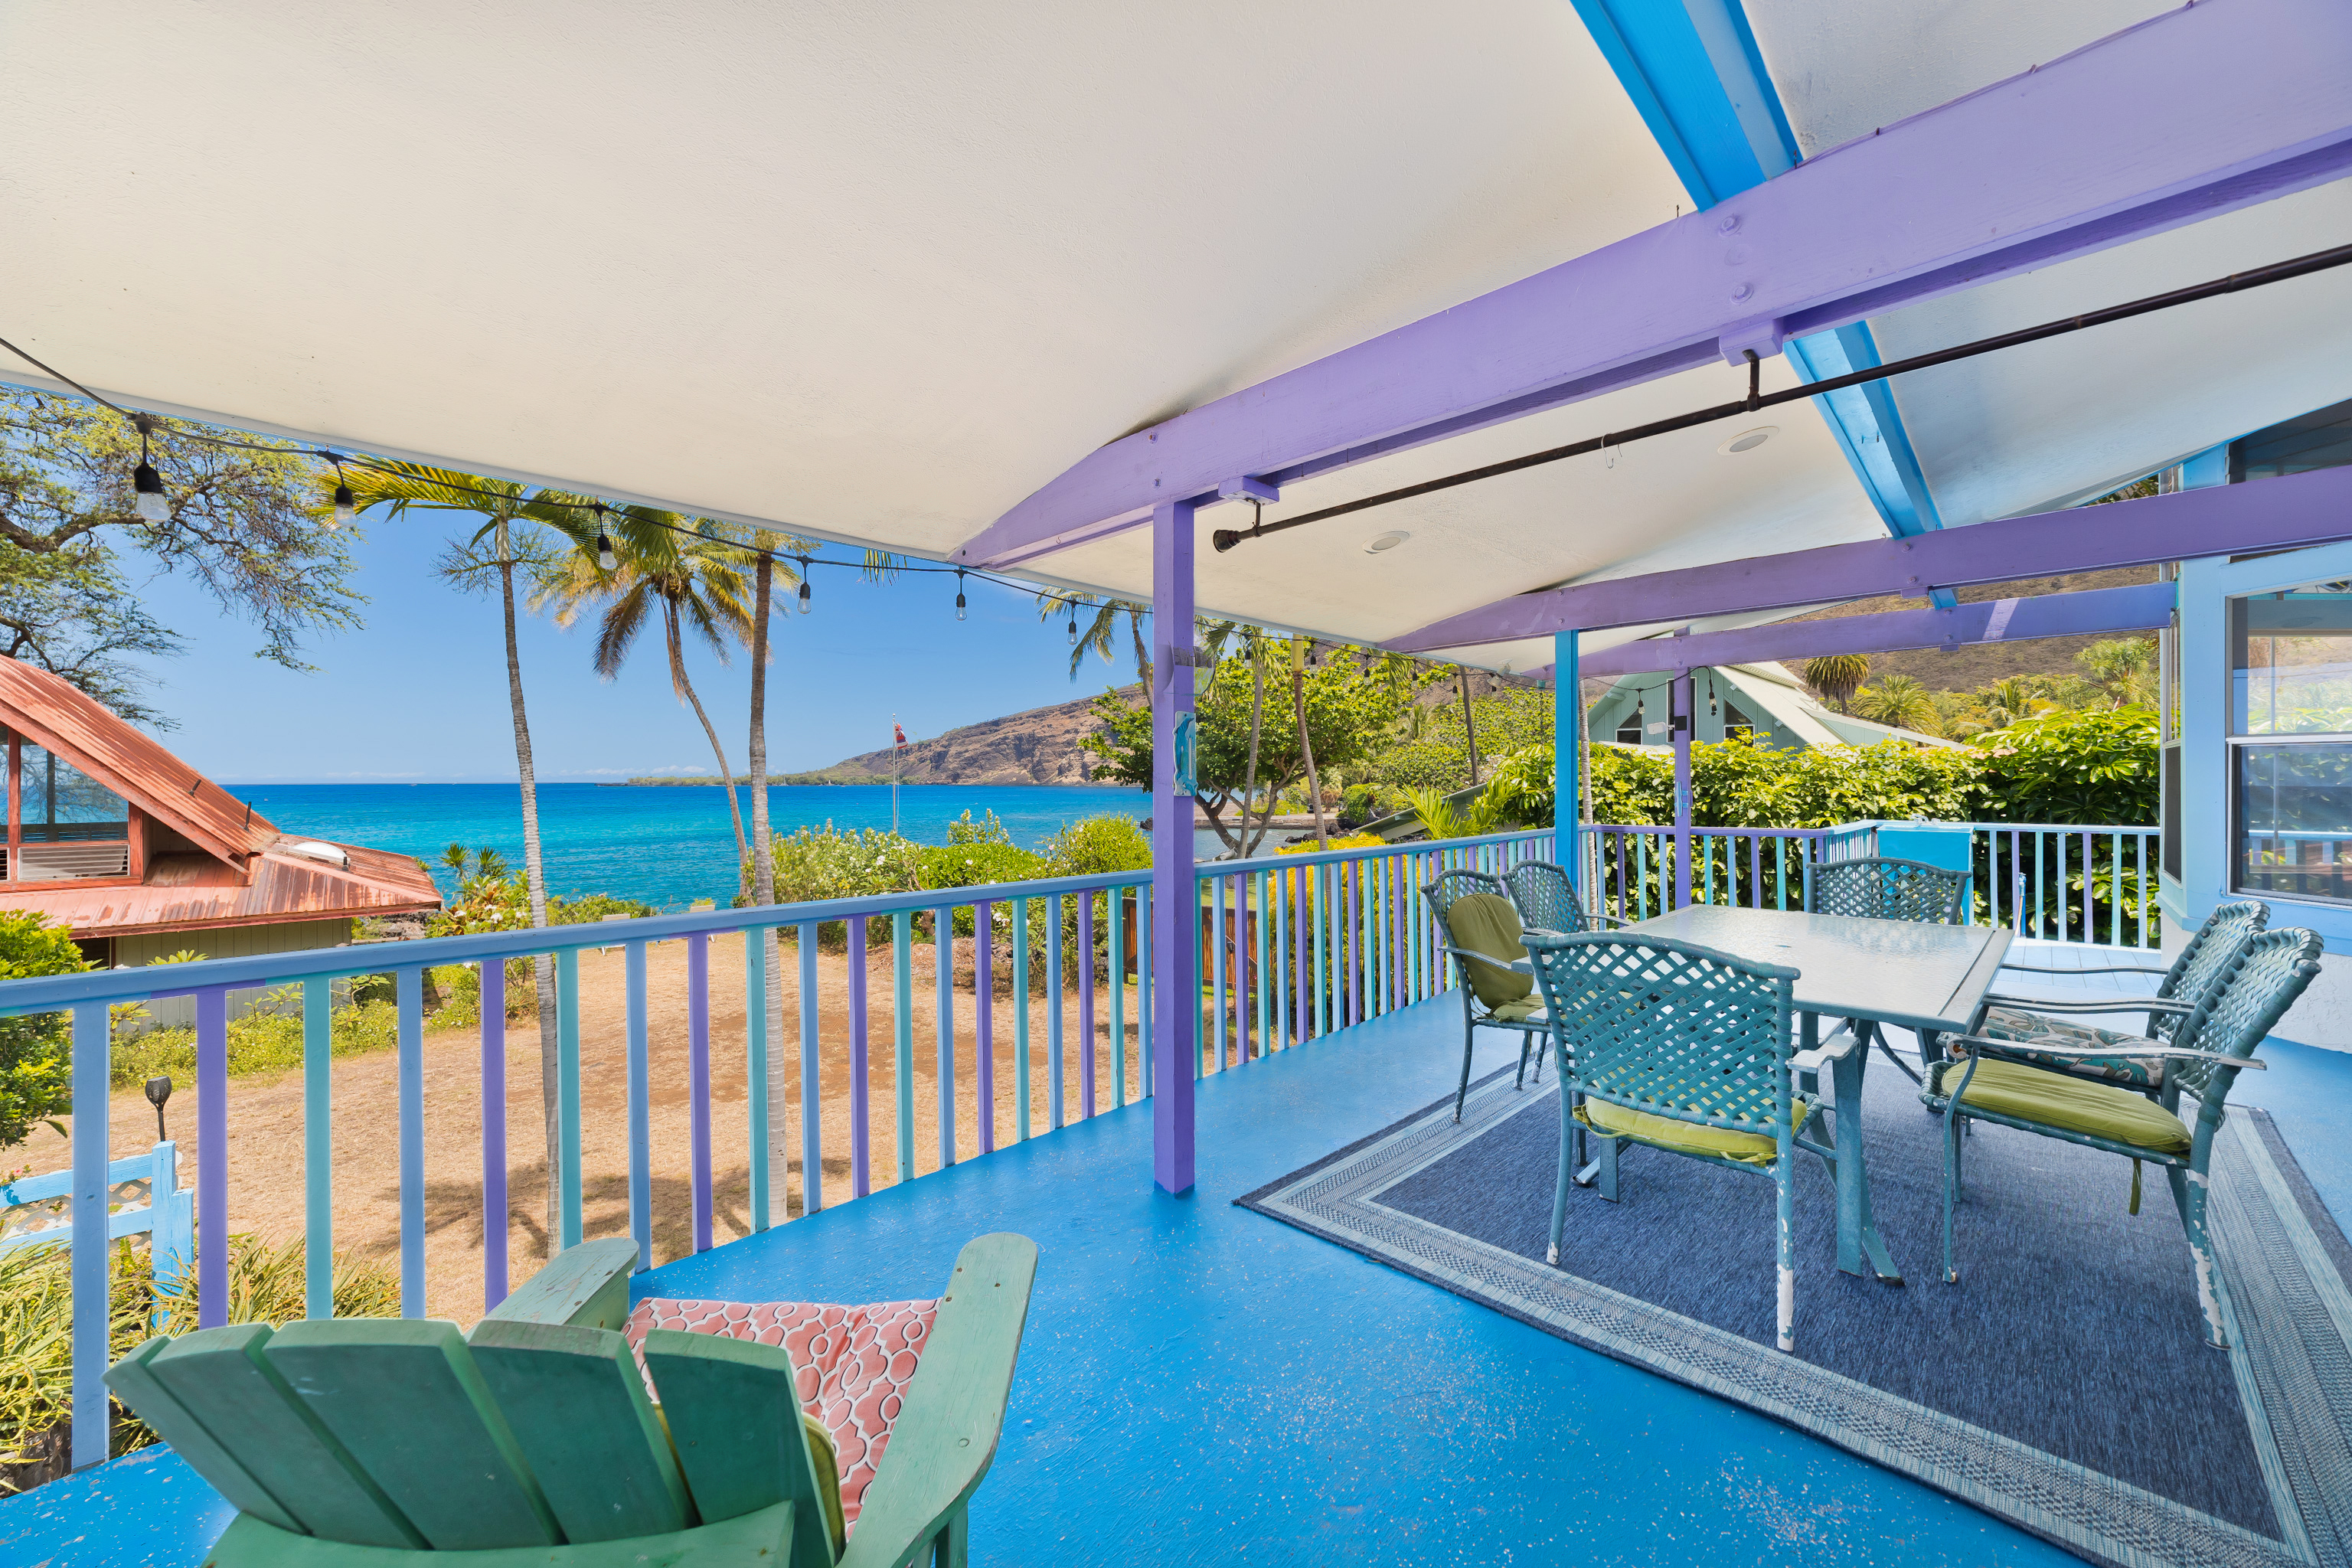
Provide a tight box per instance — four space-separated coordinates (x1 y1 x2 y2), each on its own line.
1014 897 1031 1140
69 1001 109 1467
1047 893 1067 1119
849 916 871 1197
557 948 583 1248
893 910 916 1180
688 933 712 1253
623 942 651 1272
936 906 956 1165
483 957 511 1302
977 900 998 1148
1106 890 1125 1103
799 922 821 1214
1210 873 1227 1071
1079 890 1097 1110
303 975 333 1319
394 970 426 1310
743 929 768 1233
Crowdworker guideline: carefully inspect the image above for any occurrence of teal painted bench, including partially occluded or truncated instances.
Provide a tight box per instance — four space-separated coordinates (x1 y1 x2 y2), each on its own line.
103 1232 1039 1568
2 1141 192 1308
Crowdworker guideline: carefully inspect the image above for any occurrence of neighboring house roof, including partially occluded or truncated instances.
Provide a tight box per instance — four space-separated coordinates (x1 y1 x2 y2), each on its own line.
0 658 440 937
1722 662 1961 750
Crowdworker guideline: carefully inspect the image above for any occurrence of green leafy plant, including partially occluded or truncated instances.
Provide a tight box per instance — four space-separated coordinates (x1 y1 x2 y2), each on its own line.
0 913 86 1152
1403 786 1504 841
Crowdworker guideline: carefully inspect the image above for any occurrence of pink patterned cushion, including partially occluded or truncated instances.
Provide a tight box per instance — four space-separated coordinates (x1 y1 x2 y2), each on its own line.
626 1295 937 1534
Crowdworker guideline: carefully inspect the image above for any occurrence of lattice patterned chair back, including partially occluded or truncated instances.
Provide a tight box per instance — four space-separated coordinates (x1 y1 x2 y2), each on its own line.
1527 933 1798 1136
1504 861 1589 936
2168 927 2320 1107
2151 899 2268 1044
1422 867 1555 1122
1426 868 1508 928
1808 856 1966 925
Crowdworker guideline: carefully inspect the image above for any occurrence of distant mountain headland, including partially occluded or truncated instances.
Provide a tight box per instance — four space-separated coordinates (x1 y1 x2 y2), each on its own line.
617 688 1137 788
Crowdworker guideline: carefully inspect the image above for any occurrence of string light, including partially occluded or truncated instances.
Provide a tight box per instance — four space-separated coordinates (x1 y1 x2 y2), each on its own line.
596 531 617 571
330 460 355 528
797 559 812 614
955 569 967 622
1066 603 1078 645
131 418 168 522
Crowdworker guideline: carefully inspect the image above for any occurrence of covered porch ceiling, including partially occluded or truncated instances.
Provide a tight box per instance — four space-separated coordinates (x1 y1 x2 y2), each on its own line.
3 2 2350 670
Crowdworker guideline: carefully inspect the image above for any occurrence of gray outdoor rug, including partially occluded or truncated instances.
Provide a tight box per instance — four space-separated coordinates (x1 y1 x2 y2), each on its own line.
1239 1057 2352 1568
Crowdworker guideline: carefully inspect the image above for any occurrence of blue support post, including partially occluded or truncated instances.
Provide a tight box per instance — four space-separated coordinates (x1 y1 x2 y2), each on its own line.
1152 498 1199 1194
69 1001 108 1468
302 975 332 1320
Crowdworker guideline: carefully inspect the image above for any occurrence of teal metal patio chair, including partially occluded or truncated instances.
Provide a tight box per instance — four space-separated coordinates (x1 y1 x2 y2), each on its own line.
1805 855 1970 1085
1968 898 2268 1095
1501 860 1623 937
1526 931 1845 1354
1926 927 2319 1346
1426 869 1555 1120
103 1232 1039 1567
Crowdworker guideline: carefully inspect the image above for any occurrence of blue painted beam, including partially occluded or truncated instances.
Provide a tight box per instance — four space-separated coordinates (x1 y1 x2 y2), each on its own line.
1391 462 2352 648
1570 582 2174 678
1574 0 1953 601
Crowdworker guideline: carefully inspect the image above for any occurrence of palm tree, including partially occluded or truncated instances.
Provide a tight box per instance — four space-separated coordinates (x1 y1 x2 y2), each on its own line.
1804 654 1871 712
535 507 757 877
2076 637 2158 708
1041 592 1153 685
341 462 566 1248
1200 619 1279 858
1292 638 1328 849
1852 673 1942 735
1977 675 2052 731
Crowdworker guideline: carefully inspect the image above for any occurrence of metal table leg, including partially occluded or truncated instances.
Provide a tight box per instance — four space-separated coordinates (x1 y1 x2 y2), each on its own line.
1832 1018 1903 1284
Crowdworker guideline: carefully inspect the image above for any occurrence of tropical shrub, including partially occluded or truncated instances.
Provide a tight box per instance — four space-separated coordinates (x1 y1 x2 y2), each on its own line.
1969 705 2158 825
0 914 84 1152
1043 814 1151 878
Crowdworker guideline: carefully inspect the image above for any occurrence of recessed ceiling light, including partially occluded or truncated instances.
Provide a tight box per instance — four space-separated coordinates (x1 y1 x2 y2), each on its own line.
1365 531 1410 554
1718 426 1775 455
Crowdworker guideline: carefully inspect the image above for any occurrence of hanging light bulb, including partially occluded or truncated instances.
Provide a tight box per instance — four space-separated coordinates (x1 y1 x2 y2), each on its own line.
797 563 812 615
1708 675 1719 718
329 461 355 529
954 569 968 622
131 420 168 522
1066 604 1078 645
596 531 616 570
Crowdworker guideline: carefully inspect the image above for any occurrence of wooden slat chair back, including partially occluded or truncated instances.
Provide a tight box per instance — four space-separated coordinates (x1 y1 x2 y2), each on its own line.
103 1232 1039 1568
1527 931 1838 1353
1422 870 1557 1122
1927 929 2321 1346
1973 899 2268 1093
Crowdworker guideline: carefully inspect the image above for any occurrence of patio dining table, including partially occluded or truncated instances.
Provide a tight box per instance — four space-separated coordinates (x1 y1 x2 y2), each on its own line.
1514 904 2013 1285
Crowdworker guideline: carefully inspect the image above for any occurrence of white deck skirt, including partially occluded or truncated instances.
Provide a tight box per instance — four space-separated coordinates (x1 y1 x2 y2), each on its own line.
2 2 2348 661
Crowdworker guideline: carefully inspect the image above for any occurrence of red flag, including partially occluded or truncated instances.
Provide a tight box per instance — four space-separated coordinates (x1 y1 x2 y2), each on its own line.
893 723 906 747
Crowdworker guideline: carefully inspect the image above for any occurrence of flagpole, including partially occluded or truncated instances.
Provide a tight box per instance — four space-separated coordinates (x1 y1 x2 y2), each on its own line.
892 714 901 835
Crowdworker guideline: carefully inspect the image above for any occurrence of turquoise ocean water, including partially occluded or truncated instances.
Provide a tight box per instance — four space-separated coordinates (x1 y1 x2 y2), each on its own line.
237 782 1152 910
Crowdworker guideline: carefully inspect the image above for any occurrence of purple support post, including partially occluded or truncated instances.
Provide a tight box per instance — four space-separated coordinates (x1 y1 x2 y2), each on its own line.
1152 499 1199 1195
196 985 229 1329
481 960 508 1310
1673 671 1694 912
849 916 871 1198
1079 891 1097 1116
975 900 995 1154
688 932 712 1253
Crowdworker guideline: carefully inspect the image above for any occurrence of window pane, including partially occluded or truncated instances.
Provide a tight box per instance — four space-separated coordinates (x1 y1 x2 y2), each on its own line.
2236 742 2352 902
2230 583 2352 735
19 745 129 841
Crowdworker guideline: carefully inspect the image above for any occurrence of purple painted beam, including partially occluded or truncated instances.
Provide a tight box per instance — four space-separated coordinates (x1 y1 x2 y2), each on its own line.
1396 465 2352 651
1571 581 2176 678
953 0 2352 571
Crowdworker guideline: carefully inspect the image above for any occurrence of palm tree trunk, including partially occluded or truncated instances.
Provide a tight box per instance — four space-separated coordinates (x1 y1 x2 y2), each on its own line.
665 604 750 872
495 521 562 1256
1294 666 1327 850
1459 665 1481 786
747 553 787 1220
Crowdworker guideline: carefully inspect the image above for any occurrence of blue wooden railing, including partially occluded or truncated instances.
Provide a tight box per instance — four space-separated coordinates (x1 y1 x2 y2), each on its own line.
0 827 1553 1471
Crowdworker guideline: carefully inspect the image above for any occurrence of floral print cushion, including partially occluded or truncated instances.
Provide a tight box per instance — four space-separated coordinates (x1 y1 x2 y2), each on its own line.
1975 1004 2162 1089
626 1295 939 1535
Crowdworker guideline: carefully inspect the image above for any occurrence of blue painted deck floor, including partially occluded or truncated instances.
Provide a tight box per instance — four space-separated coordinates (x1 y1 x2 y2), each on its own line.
11 993 2347 1567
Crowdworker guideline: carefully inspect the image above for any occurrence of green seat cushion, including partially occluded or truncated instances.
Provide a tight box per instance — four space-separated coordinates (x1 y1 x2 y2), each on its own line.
1445 893 1534 1010
1576 1096 1804 1168
1978 1004 2163 1089
1939 1057 2190 1155
1491 998 1548 1024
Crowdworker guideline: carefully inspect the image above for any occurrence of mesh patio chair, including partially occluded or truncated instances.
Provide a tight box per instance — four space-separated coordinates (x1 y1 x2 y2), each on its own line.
1804 855 1970 1084
1525 931 1844 1353
1425 869 1557 1121
1502 860 1625 936
1926 927 2321 1346
1966 899 2267 1095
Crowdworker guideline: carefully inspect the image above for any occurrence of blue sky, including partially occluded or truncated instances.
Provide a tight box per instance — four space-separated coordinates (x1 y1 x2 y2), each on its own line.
125 511 1142 783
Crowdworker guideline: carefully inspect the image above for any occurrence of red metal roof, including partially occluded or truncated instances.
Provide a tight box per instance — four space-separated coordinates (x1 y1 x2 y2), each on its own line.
0 657 443 936
0 659 276 864
0 841 442 938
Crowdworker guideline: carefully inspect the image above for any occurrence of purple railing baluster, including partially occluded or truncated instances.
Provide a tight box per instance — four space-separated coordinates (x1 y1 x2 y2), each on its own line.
481 959 508 1308
849 916 871 1198
1080 890 1098 1112
976 900 995 1154
1346 857 1361 1027
688 932 712 1253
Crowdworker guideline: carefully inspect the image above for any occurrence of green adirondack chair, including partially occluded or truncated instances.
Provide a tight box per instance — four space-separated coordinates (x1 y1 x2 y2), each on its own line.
103 1231 1038 1568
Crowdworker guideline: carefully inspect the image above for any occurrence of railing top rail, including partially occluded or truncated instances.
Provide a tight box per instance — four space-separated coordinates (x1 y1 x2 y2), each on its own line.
1199 826 1550 876
0 867 1154 1015
1586 824 1826 835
